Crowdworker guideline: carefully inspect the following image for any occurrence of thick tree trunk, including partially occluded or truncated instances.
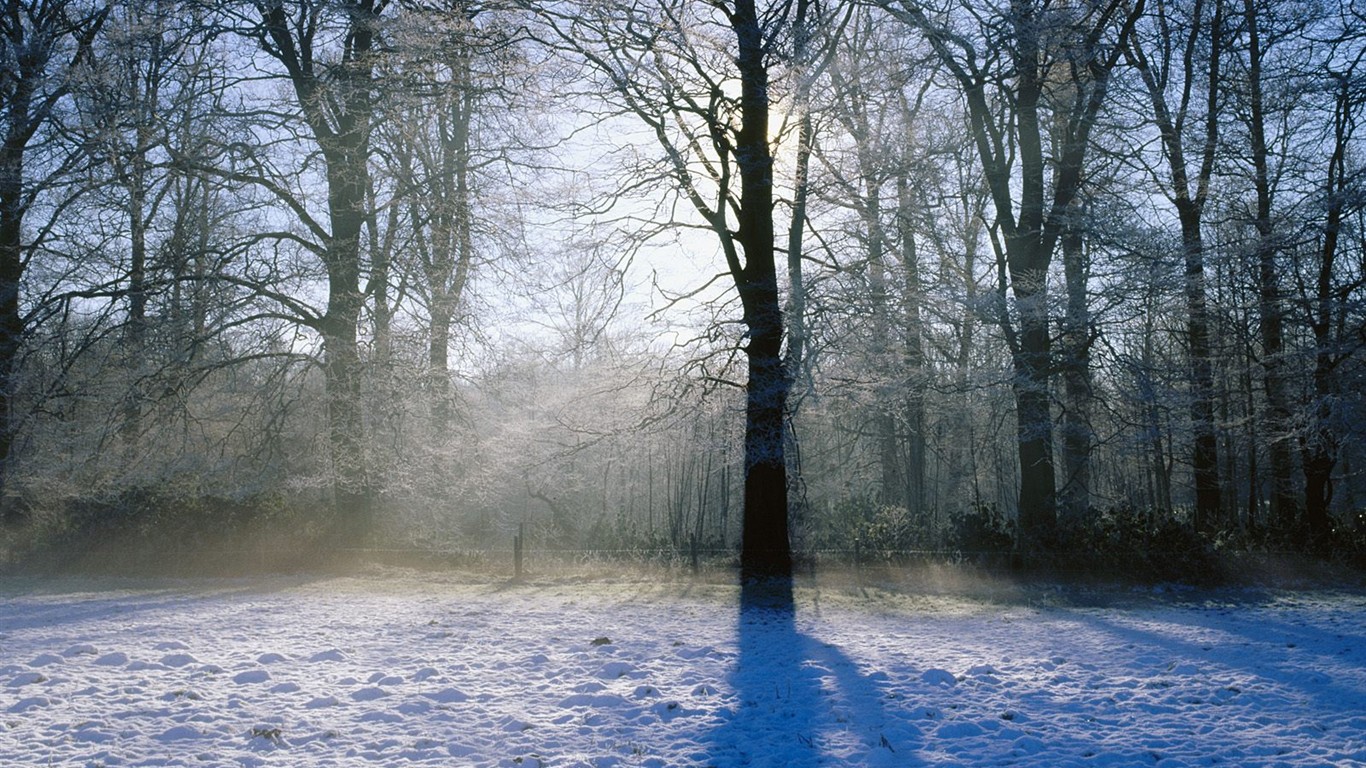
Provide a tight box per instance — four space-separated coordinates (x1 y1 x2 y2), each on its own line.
1059 219 1092 526
740 317 792 580
732 0 792 582
896 172 926 520
1244 0 1299 532
261 1 380 536
0 160 21 498
1176 204 1223 532
1008 248 1058 546
321 172 370 531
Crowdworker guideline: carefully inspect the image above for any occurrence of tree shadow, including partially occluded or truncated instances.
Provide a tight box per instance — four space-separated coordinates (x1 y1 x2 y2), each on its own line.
698 580 922 766
0 576 320 632
1067 602 1366 715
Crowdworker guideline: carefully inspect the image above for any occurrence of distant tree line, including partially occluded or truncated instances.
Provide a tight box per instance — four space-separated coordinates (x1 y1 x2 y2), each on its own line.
0 0 1362 577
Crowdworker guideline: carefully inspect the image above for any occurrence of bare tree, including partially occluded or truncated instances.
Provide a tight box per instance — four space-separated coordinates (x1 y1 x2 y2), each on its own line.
1123 0 1226 531
0 0 107 501
882 0 1145 549
524 0 839 581
376 0 523 434
1292 1 1365 543
210 0 387 534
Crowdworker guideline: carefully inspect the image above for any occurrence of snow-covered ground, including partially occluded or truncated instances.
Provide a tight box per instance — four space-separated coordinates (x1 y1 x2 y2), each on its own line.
1 570 1363 767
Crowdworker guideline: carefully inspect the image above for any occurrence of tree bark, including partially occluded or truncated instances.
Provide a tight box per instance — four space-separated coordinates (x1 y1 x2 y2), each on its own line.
258 1 380 534
1127 0 1225 530
1058 216 1092 526
0 2 107 499
1243 0 1299 532
896 170 926 521
732 0 792 582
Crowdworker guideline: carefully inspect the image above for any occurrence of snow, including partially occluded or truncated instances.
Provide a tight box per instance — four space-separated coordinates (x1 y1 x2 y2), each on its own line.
1 572 1363 767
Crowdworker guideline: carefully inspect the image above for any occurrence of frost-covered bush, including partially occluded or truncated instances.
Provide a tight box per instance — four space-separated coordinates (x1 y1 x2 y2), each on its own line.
946 505 1015 563
9 486 333 574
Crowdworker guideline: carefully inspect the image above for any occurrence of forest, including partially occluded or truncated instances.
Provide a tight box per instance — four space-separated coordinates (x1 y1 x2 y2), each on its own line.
0 0 1363 581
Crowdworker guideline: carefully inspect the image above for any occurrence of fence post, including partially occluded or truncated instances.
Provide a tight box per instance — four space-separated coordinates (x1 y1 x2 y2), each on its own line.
689 534 699 577
514 523 524 581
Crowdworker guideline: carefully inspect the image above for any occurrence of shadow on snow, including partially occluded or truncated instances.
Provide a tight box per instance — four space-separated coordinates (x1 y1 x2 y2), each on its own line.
698 581 922 767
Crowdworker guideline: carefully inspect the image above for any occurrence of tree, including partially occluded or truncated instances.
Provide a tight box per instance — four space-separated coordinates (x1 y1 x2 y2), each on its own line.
219 0 386 534
0 0 107 501
1243 0 1295 530
1290 0 1364 544
525 0 836 581
1124 0 1226 530
75 0 211 465
883 0 1145 548
376 1 524 435
814 8 932 516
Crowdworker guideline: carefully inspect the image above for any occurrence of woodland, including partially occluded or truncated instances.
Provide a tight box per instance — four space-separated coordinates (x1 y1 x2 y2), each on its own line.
0 0 1363 581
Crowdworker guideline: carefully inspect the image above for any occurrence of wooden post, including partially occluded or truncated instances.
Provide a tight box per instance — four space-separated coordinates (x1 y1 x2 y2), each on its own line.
689 533 699 577
514 523 524 581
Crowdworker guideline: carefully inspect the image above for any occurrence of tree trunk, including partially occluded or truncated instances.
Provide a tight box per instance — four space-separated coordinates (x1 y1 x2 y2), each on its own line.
1177 203 1223 532
0 152 21 498
864 182 902 508
1128 0 1226 532
782 0 814 389
1299 71 1355 547
1244 0 1299 532
1058 215 1092 526
120 135 150 460
896 171 926 521
1010 263 1058 544
733 0 792 582
260 1 381 535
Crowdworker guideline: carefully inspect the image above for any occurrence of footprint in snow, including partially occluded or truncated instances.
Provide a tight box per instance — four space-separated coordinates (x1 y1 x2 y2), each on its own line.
8 695 54 712
233 669 271 684
160 653 198 668
422 687 469 703
351 686 390 701
8 672 47 687
309 649 347 663
921 669 957 687
596 661 641 680
28 653 63 667
936 721 985 739
62 644 98 657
